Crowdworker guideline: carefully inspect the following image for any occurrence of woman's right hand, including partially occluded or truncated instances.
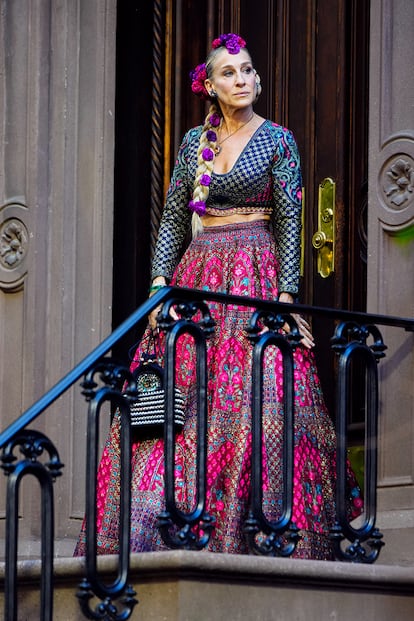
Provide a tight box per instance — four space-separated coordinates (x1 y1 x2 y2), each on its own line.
148 277 167 330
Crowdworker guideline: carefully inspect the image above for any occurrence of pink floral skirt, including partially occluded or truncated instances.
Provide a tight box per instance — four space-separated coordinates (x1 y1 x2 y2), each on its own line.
75 221 362 559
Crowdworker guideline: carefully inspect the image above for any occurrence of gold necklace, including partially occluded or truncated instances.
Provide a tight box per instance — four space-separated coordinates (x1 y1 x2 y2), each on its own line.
214 113 255 155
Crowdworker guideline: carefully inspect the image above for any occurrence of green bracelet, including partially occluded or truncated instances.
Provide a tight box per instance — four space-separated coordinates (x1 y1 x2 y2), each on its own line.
149 283 166 294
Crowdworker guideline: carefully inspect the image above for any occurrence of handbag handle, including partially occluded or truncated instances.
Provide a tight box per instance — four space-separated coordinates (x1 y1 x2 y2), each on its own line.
132 330 164 383
128 328 162 363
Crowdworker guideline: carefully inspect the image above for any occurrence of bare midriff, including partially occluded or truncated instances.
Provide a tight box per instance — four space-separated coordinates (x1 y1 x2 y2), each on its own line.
201 212 271 227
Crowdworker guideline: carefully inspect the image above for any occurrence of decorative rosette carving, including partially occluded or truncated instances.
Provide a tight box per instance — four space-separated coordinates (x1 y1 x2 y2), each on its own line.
0 202 30 292
382 157 414 209
0 218 28 268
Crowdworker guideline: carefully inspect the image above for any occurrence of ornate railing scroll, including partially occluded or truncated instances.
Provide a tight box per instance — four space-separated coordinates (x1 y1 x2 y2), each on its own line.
156 298 217 549
330 322 387 562
0 289 163 621
1 430 64 621
76 361 138 620
244 311 301 556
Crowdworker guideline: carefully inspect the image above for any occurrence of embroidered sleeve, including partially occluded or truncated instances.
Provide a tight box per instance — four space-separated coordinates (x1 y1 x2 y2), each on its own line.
151 131 194 281
271 128 303 295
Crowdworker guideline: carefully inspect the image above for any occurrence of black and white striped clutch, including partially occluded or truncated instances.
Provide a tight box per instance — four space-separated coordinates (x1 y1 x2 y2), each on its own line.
130 362 186 439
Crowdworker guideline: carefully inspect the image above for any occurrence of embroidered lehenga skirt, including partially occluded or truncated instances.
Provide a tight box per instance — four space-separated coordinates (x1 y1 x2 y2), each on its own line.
74 221 362 559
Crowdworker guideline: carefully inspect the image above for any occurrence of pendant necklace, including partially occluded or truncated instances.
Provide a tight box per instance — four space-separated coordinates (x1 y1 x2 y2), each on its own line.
214 113 255 156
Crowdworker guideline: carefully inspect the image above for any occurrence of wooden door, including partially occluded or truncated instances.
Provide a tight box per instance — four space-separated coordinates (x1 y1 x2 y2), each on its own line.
237 0 369 418
269 0 370 417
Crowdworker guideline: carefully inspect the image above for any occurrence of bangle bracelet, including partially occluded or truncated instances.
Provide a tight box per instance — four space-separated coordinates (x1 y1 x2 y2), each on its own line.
149 283 165 294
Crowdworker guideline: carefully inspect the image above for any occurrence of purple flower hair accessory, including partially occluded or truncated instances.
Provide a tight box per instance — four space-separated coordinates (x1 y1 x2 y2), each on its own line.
200 174 211 186
206 130 217 142
209 113 221 127
201 148 214 162
212 33 247 55
190 63 209 100
188 200 206 216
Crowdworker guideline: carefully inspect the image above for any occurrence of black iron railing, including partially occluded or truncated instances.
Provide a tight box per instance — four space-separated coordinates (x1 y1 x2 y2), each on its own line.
0 286 413 620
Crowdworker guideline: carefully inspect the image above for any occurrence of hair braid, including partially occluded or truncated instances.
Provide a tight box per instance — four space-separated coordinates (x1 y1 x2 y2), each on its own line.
191 102 222 237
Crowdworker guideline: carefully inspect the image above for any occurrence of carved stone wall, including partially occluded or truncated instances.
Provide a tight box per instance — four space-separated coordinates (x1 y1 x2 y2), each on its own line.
368 0 414 564
0 0 116 555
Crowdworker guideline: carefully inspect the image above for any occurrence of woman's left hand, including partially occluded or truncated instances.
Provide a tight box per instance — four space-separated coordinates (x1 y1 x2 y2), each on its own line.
290 314 315 349
279 292 315 349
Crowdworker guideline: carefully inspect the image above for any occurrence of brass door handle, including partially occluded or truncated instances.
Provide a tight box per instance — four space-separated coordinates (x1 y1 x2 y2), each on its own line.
312 229 328 249
312 178 335 278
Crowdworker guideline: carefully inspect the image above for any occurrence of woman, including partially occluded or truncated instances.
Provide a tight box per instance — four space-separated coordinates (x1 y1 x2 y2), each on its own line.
75 33 362 559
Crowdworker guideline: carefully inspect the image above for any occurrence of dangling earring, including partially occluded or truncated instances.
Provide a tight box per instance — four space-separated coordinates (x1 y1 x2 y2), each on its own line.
209 89 218 98
254 73 262 100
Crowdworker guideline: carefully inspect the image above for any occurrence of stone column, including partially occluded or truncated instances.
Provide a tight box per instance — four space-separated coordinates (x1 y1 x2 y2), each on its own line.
0 0 116 555
368 0 414 564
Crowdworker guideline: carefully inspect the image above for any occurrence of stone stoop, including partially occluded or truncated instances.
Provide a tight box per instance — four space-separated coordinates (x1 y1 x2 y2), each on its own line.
1 551 414 621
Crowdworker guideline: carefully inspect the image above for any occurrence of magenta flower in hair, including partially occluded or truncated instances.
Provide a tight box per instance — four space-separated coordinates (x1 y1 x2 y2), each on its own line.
200 174 211 186
212 33 247 55
188 200 206 216
202 148 214 162
206 130 217 142
209 113 221 127
190 63 209 100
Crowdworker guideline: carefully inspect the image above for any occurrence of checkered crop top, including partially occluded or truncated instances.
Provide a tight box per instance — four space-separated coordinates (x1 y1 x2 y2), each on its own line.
151 120 303 295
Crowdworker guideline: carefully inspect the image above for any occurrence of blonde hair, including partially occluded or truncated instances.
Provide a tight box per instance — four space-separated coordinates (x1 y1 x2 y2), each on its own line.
190 102 222 237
